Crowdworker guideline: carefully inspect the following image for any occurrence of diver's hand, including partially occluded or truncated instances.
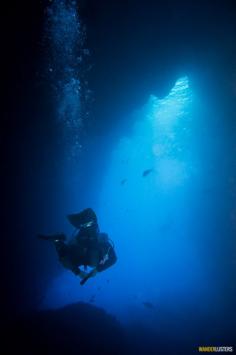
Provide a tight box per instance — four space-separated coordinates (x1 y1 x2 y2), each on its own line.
78 270 88 279
89 268 98 278
72 267 88 279
80 268 97 286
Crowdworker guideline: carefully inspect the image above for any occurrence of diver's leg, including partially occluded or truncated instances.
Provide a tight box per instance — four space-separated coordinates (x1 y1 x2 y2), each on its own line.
53 240 68 258
54 242 83 276
37 233 66 242
67 208 98 229
53 241 75 271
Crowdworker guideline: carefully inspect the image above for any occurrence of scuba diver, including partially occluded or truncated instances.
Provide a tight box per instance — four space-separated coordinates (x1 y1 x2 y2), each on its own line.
37 208 117 285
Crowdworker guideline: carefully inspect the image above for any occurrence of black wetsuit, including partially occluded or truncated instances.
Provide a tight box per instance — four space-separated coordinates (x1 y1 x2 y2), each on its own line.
54 230 117 275
39 208 117 275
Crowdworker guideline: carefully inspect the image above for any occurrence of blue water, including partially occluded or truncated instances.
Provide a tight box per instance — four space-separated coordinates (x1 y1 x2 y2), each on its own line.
38 0 235 338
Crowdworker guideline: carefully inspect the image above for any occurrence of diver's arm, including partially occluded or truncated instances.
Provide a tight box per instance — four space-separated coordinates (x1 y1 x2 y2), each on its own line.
96 246 117 272
80 268 97 285
79 247 117 285
71 266 88 279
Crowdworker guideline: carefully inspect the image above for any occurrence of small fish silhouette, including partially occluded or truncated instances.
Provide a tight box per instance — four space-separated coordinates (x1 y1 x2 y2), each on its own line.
89 295 96 303
142 169 153 177
121 179 127 185
143 302 155 309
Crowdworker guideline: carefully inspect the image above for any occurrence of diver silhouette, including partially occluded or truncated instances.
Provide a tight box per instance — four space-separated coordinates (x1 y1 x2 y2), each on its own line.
38 208 117 285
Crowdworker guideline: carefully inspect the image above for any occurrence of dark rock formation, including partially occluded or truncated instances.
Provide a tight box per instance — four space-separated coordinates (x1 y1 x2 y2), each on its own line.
3 302 125 355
